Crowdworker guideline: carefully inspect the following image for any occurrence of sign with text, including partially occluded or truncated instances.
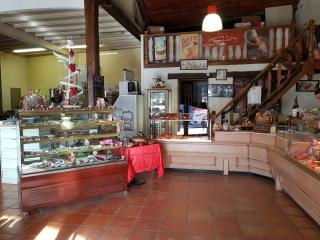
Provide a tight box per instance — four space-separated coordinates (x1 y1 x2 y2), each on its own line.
202 30 243 47
180 33 199 59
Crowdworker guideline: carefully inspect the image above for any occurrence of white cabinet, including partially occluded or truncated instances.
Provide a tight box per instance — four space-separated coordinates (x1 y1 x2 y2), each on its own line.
0 125 20 184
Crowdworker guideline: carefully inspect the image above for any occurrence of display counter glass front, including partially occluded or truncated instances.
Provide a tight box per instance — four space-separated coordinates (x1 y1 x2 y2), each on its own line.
285 130 320 175
150 112 209 140
18 109 125 175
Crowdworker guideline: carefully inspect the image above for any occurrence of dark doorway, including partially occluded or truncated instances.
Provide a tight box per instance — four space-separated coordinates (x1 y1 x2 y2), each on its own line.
179 80 208 135
10 88 21 110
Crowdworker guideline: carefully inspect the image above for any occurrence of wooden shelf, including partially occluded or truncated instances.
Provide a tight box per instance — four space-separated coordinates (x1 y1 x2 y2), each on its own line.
18 109 115 117
23 145 120 158
22 133 118 144
20 120 119 129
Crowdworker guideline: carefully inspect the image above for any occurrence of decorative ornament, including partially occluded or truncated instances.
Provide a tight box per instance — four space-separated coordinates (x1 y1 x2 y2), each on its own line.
152 75 166 88
53 40 83 108
69 49 75 58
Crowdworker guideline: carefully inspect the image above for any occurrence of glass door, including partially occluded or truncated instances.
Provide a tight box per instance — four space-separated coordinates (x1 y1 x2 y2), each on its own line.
149 92 167 117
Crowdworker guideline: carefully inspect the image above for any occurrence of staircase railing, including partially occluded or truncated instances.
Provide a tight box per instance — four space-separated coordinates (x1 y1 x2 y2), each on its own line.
215 20 316 124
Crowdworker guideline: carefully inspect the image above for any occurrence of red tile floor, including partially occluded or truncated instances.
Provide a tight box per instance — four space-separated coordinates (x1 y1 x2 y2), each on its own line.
0 171 320 240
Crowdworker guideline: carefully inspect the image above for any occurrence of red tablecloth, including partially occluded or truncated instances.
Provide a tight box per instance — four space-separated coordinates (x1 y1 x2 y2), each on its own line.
115 144 164 183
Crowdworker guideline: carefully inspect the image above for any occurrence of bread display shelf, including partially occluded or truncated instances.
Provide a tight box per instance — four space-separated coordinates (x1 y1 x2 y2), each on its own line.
22 133 118 144
23 145 120 158
20 120 119 129
18 109 114 116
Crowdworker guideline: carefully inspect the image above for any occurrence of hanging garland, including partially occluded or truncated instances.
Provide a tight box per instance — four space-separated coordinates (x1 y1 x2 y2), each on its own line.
53 40 83 108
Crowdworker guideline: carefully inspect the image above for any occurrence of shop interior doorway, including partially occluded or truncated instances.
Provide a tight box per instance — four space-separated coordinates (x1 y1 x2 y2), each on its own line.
179 80 208 135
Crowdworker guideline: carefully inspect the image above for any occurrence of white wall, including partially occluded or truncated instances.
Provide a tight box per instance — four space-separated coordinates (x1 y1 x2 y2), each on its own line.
282 74 320 115
142 64 269 133
296 0 320 30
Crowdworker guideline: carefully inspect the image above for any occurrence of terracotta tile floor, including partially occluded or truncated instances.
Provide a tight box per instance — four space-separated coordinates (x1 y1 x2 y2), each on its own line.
0 171 319 240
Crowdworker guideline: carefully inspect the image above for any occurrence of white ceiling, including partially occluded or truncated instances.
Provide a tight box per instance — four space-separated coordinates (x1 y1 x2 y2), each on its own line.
0 4 140 55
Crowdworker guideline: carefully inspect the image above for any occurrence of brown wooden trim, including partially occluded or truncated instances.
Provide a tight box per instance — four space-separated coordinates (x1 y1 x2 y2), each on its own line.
273 27 277 57
145 58 272 68
147 24 293 37
99 0 141 40
135 0 149 28
168 71 265 80
144 31 149 65
152 36 155 63
173 35 176 63
20 162 128 212
85 0 100 107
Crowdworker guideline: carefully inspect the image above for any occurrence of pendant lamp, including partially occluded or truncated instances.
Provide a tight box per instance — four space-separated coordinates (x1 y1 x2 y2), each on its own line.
202 5 223 32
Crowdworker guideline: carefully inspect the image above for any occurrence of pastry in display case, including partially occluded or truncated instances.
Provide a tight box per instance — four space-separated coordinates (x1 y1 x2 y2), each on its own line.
285 131 320 175
18 109 128 213
150 112 210 141
19 109 124 174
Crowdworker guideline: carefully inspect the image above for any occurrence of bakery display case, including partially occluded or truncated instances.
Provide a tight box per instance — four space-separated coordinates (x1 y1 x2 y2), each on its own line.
150 112 210 141
285 130 320 175
18 109 128 213
19 109 124 174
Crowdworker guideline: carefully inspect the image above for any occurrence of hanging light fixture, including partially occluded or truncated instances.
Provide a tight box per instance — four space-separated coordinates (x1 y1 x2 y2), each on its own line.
202 5 223 32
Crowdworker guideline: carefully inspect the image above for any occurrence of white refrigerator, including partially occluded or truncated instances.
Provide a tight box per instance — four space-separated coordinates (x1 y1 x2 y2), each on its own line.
114 95 143 138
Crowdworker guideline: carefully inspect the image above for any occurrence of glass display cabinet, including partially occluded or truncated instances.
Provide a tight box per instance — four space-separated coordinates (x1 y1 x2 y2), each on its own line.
148 88 170 137
285 130 320 176
18 109 128 213
150 112 210 141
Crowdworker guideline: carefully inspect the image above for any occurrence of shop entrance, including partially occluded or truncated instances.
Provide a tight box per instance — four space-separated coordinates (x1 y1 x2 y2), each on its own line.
179 80 208 135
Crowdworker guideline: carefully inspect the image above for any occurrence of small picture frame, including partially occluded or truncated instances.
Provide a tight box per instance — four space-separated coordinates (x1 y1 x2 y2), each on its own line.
216 69 227 80
154 36 167 61
296 80 319 92
208 84 234 97
180 59 208 70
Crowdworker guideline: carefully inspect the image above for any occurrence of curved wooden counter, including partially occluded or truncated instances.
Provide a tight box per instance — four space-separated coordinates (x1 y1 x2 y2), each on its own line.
158 132 320 225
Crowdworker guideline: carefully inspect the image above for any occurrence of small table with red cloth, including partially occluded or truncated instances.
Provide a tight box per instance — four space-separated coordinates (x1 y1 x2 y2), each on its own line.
114 143 164 183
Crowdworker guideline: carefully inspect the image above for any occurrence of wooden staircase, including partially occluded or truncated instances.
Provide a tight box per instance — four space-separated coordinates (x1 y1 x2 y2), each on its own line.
215 20 316 124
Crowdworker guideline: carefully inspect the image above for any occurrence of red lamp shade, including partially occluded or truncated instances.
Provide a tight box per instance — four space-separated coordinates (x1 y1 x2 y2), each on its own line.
202 5 223 32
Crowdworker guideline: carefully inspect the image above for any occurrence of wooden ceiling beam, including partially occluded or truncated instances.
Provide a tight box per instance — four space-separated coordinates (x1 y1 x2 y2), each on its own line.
99 0 141 40
34 27 125 37
24 22 122 33
85 0 100 106
135 0 150 29
0 22 67 55
14 16 114 28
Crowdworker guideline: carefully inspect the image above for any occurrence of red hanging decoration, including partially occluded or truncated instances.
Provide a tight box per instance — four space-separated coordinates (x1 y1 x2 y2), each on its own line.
69 49 75 58
69 64 76 72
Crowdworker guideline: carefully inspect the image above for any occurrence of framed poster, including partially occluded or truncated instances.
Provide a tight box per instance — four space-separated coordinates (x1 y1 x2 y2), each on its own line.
247 28 269 59
208 84 234 97
202 30 243 47
154 36 166 61
296 80 319 92
180 59 208 70
216 69 227 80
180 33 199 59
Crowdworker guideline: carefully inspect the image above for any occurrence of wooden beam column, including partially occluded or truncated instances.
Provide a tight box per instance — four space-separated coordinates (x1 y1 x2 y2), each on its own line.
85 0 100 107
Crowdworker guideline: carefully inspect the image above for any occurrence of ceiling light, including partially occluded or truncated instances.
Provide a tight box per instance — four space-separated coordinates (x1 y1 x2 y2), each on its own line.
202 5 223 32
71 44 87 49
13 48 46 53
99 52 119 55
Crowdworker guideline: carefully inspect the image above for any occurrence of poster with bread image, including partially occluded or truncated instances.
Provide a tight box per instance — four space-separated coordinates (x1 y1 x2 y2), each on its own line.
154 36 166 61
180 33 199 59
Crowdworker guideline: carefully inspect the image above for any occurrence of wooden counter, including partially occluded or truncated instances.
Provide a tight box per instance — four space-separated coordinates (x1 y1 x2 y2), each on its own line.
158 131 320 225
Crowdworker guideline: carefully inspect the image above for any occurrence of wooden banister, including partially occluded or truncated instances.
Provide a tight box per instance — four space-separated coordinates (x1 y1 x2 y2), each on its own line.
215 21 313 120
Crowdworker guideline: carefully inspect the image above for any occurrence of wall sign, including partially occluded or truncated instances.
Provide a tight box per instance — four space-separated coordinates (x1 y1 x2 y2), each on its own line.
180 33 199 59
202 30 243 47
